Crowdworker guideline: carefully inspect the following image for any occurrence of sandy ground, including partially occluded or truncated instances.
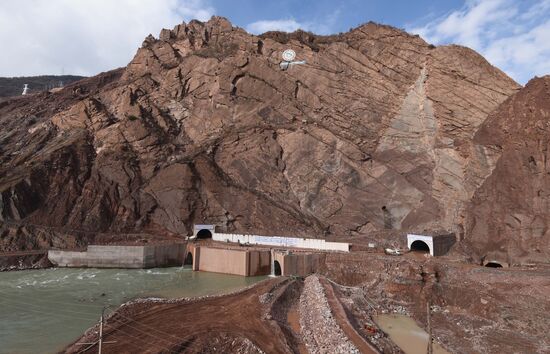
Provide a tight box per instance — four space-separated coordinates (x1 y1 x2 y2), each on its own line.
65 278 292 354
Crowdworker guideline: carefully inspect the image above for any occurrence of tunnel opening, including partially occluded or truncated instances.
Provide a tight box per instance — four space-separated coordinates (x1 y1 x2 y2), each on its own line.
410 240 430 253
184 252 193 265
485 261 503 268
274 260 282 276
196 229 212 239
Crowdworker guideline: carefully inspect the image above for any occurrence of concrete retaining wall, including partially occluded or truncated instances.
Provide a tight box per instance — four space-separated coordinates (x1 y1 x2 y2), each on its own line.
273 251 325 276
143 244 185 268
48 243 185 268
212 233 350 252
193 246 271 276
407 233 456 256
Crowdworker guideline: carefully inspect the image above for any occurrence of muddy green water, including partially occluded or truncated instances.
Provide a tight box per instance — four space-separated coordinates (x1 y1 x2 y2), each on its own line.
374 314 450 354
0 267 266 354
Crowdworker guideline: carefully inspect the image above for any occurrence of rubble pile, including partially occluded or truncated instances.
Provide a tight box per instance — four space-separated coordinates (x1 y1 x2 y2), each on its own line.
299 275 359 354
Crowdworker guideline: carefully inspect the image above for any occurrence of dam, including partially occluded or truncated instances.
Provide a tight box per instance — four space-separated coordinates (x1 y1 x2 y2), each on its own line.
48 242 186 268
186 244 326 277
48 225 350 277
186 224 350 277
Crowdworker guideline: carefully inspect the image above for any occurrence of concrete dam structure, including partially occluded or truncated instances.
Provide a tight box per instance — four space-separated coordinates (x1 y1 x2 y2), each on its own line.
187 225 345 277
187 245 326 277
48 225 348 276
48 243 185 269
189 246 271 276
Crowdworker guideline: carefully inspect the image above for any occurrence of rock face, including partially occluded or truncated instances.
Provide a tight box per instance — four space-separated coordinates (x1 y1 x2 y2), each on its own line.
466 76 550 264
1 16 542 263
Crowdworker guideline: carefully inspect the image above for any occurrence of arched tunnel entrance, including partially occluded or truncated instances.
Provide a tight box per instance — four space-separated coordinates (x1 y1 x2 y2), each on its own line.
184 252 193 265
410 240 430 253
274 261 282 276
485 261 503 268
196 229 212 239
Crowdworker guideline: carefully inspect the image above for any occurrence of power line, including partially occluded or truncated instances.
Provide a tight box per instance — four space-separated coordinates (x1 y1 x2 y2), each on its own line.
0 289 112 308
104 314 180 349
0 297 178 354
107 308 184 343
99 319 180 354
99 316 180 353
0 298 97 321
0 288 186 346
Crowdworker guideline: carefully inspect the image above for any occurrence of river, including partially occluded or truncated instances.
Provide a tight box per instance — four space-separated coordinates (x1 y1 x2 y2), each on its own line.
0 267 266 354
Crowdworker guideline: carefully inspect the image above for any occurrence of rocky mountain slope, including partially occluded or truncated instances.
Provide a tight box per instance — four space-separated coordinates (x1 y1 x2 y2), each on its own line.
1 16 545 264
466 76 550 264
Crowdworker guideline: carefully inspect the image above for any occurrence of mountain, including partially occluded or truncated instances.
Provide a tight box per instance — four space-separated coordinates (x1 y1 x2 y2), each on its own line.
466 75 550 264
2 16 545 264
0 75 86 98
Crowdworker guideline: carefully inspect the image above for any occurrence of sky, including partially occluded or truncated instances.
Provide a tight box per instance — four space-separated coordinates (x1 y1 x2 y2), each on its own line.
0 0 548 84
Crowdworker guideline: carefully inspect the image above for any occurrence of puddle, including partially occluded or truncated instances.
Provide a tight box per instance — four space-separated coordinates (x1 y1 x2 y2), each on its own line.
374 314 450 354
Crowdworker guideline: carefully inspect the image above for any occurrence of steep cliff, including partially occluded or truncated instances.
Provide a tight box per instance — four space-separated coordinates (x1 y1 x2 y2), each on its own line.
466 76 550 264
0 17 526 257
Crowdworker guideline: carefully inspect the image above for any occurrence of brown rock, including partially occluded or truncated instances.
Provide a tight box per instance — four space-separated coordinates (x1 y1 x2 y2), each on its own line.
466 76 550 264
0 17 540 263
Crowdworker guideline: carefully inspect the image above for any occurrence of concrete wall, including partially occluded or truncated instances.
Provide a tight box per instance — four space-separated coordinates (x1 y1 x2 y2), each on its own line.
273 251 325 277
248 249 271 276
86 246 145 268
48 244 185 268
193 246 271 276
212 233 350 252
48 250 90 268
407 234 435 256
407 233 456 256
193 224 215 237
196 247 248 276
143 244 185 268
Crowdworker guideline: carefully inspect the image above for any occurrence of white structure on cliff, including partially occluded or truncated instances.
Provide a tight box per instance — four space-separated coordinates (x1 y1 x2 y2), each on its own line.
22 84 29 95
407 233 456 256
192 224 350 252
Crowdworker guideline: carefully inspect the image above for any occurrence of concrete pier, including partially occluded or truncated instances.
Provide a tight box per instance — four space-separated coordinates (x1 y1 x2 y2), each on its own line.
191 246 271 276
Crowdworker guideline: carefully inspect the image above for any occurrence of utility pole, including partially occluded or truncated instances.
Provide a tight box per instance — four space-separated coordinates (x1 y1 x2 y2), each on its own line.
75 306 115 353
99 307 105 354
427 301 433 354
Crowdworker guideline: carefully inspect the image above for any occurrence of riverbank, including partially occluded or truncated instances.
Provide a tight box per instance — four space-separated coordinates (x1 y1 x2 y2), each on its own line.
65 277 291 354
0 250 52 271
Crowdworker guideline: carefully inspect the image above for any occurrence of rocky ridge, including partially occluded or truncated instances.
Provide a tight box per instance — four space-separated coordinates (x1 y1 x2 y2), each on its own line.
0 16 546 264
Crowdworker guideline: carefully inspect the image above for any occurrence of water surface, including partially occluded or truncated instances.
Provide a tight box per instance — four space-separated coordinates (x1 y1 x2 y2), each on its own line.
374 314 450 354
0 267 266 354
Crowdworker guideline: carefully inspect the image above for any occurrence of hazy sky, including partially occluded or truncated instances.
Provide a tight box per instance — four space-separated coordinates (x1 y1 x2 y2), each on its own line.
1 0 548 84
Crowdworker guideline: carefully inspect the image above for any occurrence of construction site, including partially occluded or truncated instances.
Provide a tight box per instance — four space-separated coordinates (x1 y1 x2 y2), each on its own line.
43 225 547 354
52 232 549 354
1 10 550 354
